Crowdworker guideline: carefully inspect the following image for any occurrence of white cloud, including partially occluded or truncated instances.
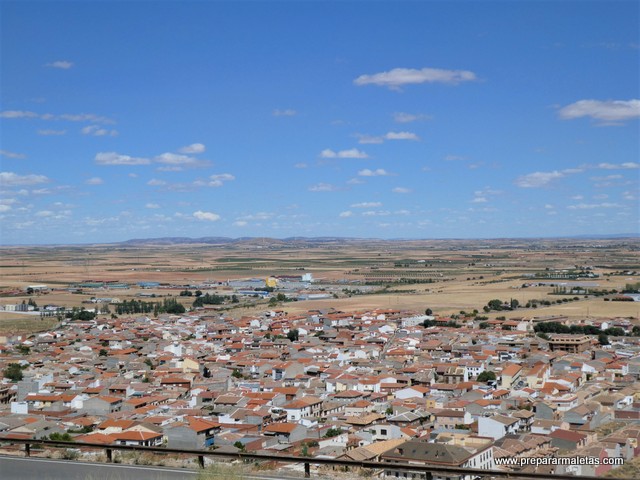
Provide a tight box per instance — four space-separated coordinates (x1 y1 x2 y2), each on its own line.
384 131 420 141
157 166 184 172
0 204 10 213
358 168 391 177
82 125 118 136
210 173 235 182
233 220 248 227
347 178 365 185
339 211 353 218
31 188 52 195
145 203 160 209
0 172 50 186
392 187 412 194
355 134 384 144
238 212 273 221
85 177 103 185
393 112 431 123
96 152 150 165
13 220 35 229
37 129 66 136
1 110 114 124
58 113 115 124
35 210 54 217
356 132 419 144
193 210 220 221
294 163 308 169
45 60 73 69
194 173 235 188
568 203 623 210
475 188 502 196
351 202 382 208
308 183 338 192
444 154 467 161
155 152 199 165
320 148 369 159
273 109 297 117
362 210 391 216
0 110 40 119
597 162 639 169
514 170 564 188
147 179 167 186
0 150 26 159
179 143 205 154
558 99 640 123
591 174 623 181
471 196 488 203
354 67 477 89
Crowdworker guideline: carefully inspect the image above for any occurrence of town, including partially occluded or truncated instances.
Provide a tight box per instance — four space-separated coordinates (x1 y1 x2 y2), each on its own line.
0 238 639 479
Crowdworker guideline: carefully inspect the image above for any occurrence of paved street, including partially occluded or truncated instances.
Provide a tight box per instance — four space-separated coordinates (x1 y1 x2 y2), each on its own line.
0 456 318 480
0 456 199 480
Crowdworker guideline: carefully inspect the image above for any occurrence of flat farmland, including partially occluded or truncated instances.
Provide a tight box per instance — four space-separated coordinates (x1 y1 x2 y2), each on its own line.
0 238 638 334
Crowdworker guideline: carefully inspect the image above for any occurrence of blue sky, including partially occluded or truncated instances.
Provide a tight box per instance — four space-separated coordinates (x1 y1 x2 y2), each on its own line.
1 1 639 245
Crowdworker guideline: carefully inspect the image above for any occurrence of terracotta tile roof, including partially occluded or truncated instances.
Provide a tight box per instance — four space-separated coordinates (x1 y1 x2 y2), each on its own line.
112 430 162 441
75 432 115 444
186 416 220 433
502 363 523 376
98 419 137 430
264 423 298 434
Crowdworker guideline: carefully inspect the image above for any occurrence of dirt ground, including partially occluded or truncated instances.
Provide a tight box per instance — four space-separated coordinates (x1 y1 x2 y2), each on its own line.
1 239 638 333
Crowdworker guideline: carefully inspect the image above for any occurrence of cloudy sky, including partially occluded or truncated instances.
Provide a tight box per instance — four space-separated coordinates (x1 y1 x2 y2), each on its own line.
1 1 638 245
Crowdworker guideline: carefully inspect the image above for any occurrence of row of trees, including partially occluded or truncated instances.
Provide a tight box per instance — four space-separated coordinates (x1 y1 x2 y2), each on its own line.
422 319 461 328
114 298 185 315
483 299 519 312
192 293 239 307
534 321 633 337
65 308 96 321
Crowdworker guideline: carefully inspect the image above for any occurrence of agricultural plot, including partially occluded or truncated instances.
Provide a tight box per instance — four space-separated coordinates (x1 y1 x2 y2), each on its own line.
0 238 638 334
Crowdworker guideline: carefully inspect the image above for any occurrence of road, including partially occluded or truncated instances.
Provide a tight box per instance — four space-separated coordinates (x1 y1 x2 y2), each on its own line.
0 456 321 480
0 456 200 480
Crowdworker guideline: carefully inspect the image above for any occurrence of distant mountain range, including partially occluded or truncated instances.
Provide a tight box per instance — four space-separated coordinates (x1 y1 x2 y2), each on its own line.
118 234 639 246
120 236 374 246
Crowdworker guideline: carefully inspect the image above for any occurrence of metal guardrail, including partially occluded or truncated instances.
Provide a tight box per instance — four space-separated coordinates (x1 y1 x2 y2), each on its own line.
0 438 632 480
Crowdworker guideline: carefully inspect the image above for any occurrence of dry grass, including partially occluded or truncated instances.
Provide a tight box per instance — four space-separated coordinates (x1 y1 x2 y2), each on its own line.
0 240 638 326
0 312 58 335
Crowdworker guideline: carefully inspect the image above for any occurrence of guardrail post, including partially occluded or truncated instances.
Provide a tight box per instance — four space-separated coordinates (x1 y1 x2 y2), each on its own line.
25 443 30 457
106 448 112 463
304 461 310 478
198 455 205 468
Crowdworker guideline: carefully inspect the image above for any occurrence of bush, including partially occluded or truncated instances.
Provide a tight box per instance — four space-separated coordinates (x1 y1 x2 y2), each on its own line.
3 363 23 382
477 371 496 382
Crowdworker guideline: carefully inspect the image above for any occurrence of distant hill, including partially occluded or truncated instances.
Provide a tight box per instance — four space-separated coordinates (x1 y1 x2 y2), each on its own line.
121 237 237 245
119 236 377 247
118 234 638 247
